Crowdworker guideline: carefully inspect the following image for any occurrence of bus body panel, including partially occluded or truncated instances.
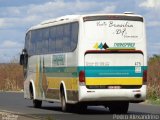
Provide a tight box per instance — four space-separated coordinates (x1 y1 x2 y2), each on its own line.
24 52 79 102
79 85 146 102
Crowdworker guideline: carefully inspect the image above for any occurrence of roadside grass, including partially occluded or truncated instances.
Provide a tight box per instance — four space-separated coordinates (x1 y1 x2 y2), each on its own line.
147 85 160 105
147 99 160 105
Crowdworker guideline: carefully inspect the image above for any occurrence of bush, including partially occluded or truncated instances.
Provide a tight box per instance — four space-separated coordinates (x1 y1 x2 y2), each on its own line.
0 63 23 91
147 55 160 99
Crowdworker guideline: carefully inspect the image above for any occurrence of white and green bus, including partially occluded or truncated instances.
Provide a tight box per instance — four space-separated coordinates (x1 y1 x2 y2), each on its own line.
20 13 147 113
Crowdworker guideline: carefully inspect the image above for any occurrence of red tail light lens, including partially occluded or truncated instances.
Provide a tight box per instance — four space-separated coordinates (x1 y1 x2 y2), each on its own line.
79 71 85 83
143 70 147 84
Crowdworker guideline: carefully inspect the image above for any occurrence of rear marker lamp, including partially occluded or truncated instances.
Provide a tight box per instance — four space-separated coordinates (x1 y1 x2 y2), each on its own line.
79 70 85 83
143 70 147 84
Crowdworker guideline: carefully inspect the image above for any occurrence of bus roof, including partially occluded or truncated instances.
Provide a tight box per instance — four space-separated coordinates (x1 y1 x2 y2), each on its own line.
27 13 143 32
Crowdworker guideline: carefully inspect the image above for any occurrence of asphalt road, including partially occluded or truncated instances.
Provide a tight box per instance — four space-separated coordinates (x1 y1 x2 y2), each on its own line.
0 92 160 120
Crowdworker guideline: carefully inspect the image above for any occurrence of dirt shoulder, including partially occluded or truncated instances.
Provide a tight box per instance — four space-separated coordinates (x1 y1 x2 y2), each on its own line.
0 111 40 120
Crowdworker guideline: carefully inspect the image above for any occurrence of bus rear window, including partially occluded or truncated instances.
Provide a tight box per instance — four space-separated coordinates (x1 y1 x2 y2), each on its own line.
83 15 143 22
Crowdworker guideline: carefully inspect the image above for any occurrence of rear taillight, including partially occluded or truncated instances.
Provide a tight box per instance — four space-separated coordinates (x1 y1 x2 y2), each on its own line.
143 70 147 84
79 70 85 83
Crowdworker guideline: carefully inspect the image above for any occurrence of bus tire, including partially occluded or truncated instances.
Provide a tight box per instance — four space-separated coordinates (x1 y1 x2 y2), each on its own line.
33 100 42 108
109 102 129 114
61 90 70 112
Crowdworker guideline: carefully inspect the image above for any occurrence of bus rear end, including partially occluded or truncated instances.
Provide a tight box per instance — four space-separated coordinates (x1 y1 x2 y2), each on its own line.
78 14 147 113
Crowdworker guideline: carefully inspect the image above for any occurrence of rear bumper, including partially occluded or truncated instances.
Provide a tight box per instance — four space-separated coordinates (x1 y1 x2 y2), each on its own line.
79 85 146 102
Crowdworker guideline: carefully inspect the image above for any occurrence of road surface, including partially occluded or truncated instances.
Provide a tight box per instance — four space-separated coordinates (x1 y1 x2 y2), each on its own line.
0 92 160 120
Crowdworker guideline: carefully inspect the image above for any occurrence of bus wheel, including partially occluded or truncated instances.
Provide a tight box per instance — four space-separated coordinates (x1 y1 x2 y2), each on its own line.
33 100 42 108
109 102 129 114
61 90 70 112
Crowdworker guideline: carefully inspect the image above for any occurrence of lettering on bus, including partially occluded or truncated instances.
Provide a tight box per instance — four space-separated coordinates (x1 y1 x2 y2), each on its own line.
97 21 134 27
96 21 139 38
109 21 139 38
53 54 66 66
97 21 107 26
109 21 133 28
114 43 135 48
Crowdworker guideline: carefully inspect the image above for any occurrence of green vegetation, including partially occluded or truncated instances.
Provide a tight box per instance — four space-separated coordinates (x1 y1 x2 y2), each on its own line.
147 55 160 105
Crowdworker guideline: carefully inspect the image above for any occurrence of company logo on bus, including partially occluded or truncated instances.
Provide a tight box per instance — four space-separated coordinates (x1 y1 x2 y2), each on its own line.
93 42 109 50
93 42 135 50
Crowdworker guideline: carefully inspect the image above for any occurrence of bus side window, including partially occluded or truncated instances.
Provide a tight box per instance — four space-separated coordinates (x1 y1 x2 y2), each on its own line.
25 32 29 53
42 28 49 54
30 31 36 55
63 23 71 52
56 25 64 53
71 22 79 51
49 26 56 53
36 30 42 54
26 31 31 55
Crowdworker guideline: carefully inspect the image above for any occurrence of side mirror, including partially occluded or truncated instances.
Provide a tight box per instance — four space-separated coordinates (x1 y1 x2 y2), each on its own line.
20 54 24 65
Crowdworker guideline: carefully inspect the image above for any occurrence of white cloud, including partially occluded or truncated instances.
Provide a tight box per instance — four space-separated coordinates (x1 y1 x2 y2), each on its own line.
1 40 22 48
26 1 116 18
27 1 65 15
0 1 116 29
0 18 16 28
147 21 160 27
138 0 160 28
7 7 21 16
0 19 5 27
97 5 116 14
139 0 160 8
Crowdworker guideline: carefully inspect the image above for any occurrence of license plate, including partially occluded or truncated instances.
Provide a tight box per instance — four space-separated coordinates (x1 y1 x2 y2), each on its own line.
108 86 121 89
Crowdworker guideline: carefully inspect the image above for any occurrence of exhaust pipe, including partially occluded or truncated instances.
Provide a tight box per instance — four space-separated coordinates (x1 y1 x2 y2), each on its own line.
134 94 141 98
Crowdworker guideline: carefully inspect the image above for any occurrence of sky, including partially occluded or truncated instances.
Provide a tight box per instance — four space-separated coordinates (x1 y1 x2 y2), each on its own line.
0 0 160 62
